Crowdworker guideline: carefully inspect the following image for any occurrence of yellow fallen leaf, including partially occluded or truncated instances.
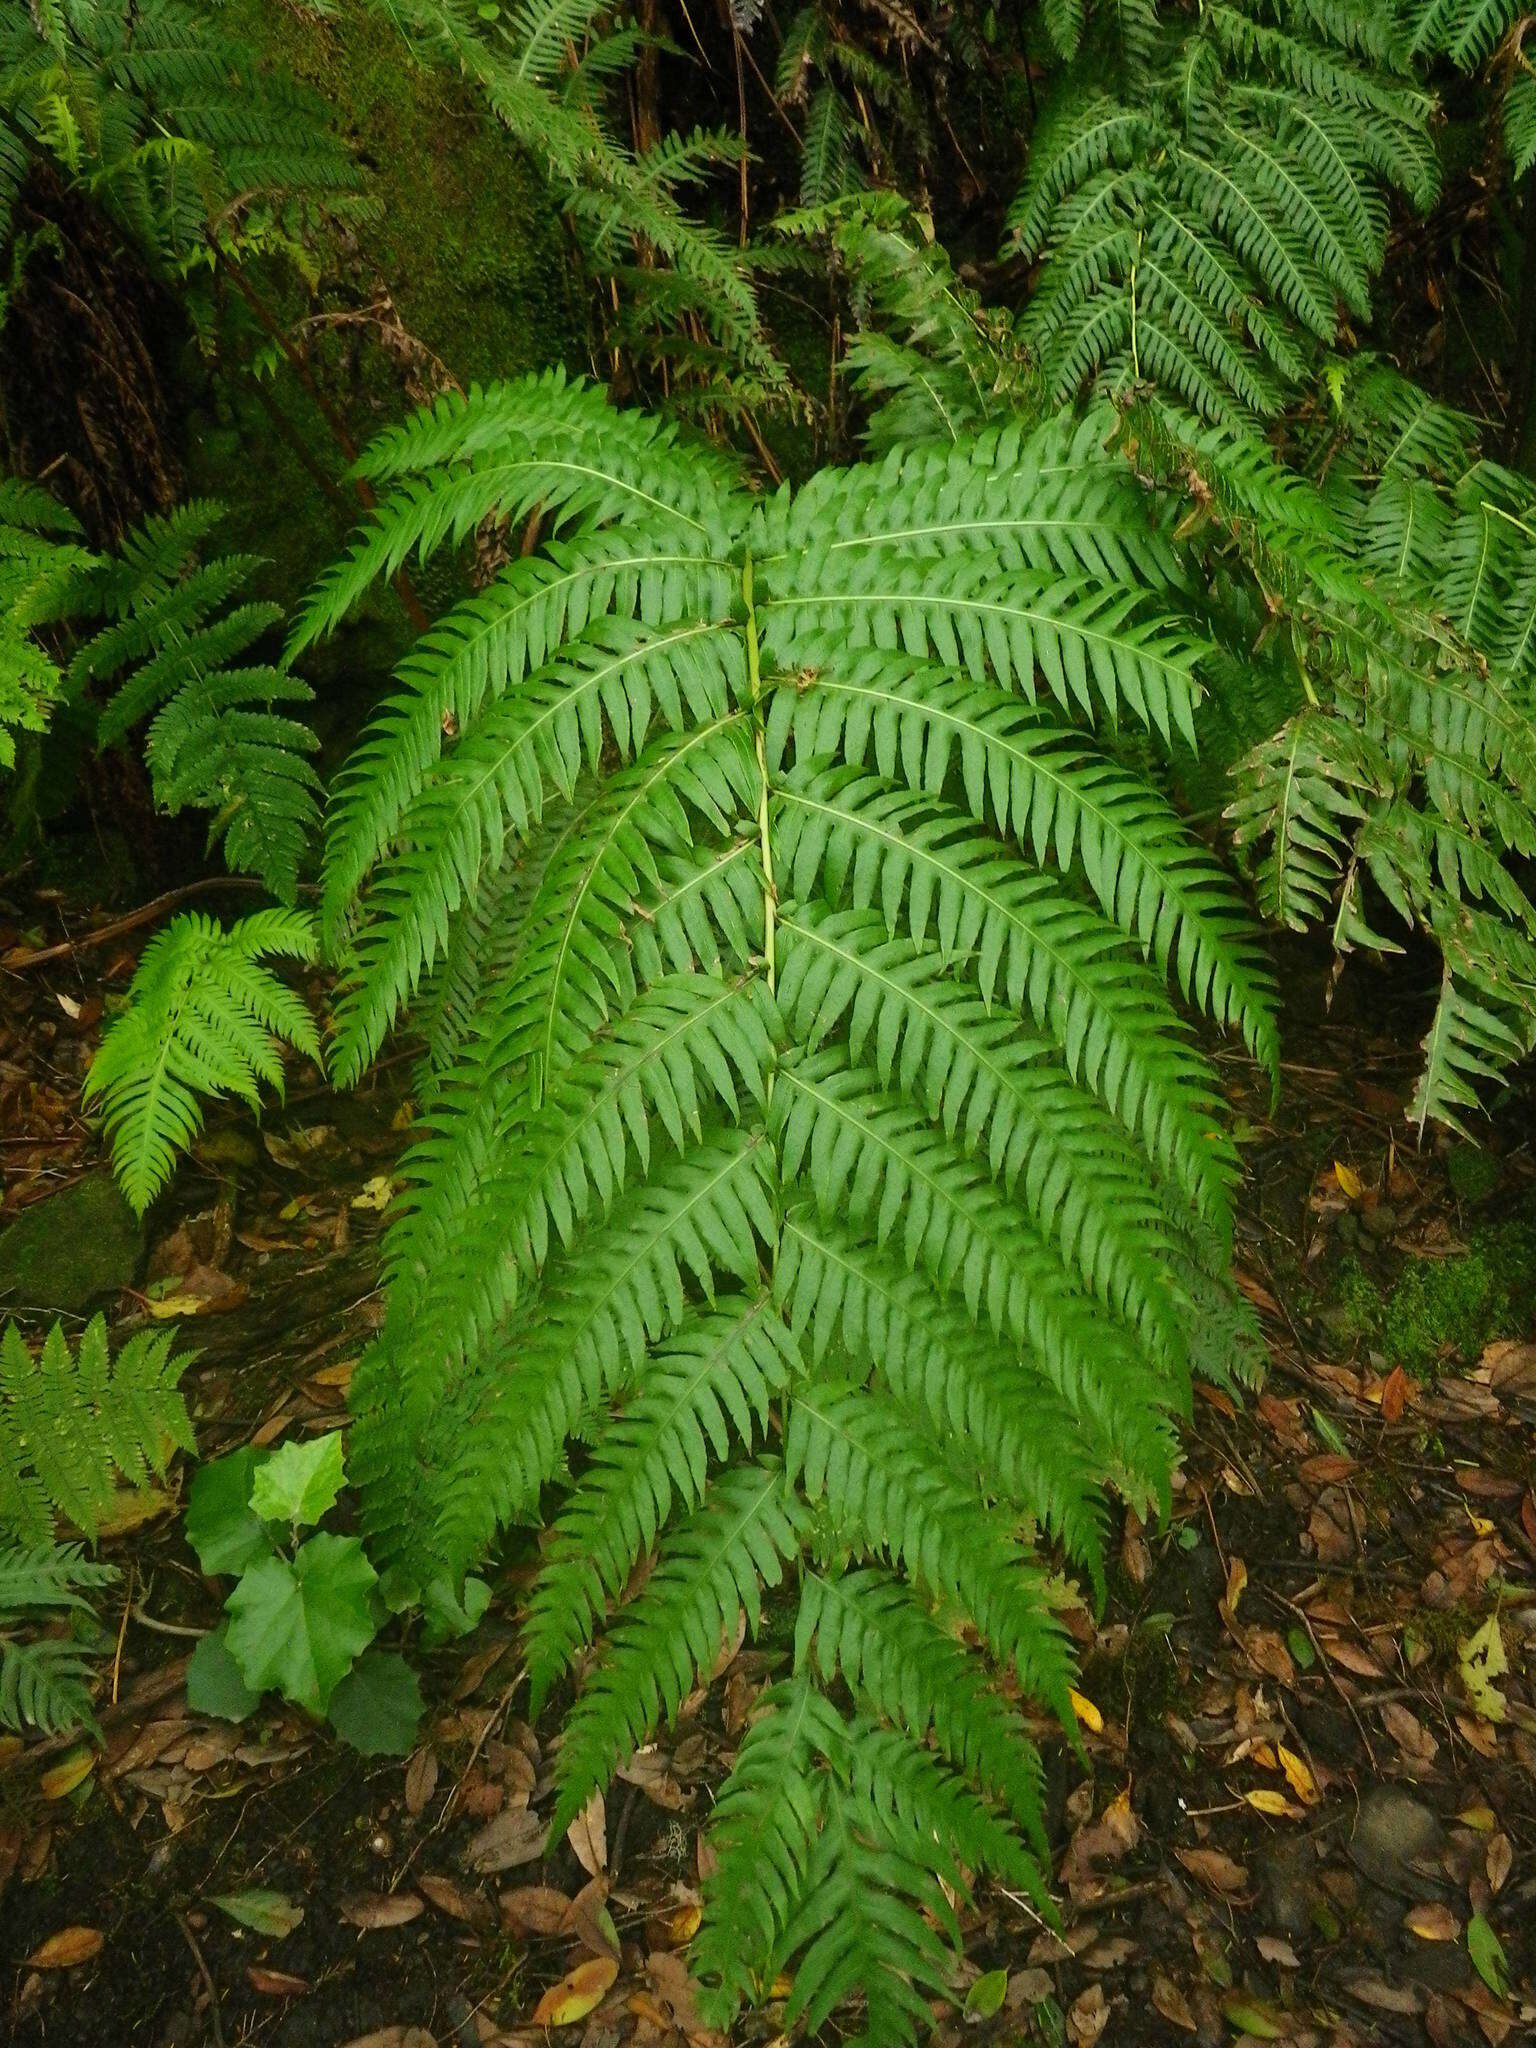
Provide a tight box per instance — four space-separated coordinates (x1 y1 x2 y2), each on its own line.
1069 1689 1103 1735
531 1955 618 2026
1243 1788 1293 1817
1223 1557 1248 1619
27 1925 103 1968
350 1174 397 1212
1334 1160 1365 1201
1277 1745 1319 1806
1458 1804 1496 1832
93 1484 175 1537
664 1901 701 1945
41 1749 96 1801
1459 1616 1508 1724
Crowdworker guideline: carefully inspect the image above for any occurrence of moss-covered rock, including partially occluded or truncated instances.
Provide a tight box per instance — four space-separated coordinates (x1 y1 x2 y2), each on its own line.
0 1173 144 1317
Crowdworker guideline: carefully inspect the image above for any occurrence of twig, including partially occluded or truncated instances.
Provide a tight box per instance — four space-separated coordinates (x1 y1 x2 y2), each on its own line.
110 1563 134 1707
174 1910 226 2048
2 876 268 971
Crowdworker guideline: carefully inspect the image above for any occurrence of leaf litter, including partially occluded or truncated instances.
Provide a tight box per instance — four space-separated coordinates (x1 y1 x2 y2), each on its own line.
0 920 1532 2048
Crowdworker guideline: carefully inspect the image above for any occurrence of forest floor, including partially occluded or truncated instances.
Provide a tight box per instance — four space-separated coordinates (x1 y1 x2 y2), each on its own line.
0 882 1533 2048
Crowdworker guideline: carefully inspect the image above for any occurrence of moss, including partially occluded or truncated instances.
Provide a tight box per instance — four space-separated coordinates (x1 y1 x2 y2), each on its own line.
177 0 580 625
1446 1142 1501 1206
1326 1213 1536 1377
227 0 578 384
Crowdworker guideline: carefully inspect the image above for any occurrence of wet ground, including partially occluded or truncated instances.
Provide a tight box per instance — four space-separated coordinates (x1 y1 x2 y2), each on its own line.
0 895 1532 2048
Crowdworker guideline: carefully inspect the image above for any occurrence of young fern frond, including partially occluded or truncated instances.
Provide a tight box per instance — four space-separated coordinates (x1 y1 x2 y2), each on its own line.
83 911 321 1214
306 372 1264 2046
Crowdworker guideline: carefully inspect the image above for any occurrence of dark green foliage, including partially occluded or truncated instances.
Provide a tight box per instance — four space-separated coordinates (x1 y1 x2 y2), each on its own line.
299 370 1267 2045
1010 0 1437 422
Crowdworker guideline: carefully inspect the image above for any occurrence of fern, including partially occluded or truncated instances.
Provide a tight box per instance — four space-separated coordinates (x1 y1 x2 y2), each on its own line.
83 909 321 1214
0 1314 193 1546
0 477 100 767
363 0 777 401
1009 0 1437 422
0 0 364 274
0 1542 117 1737
299 371 1266 2046
70 503 321 899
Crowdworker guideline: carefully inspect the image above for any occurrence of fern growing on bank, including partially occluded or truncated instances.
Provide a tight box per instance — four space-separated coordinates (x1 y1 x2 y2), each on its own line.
1009 0 1438 422
296 369 1270 2043
84 909 321 1214
0 0 365 275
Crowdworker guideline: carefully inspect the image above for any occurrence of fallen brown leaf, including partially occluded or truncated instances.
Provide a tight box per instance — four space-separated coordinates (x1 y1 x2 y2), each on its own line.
566 1790 606 1878
462 1805 546 1875
26 1926 103 1969
340 1892 425 1931
1404 1903 1460 1942
418 1873 495 1932
499 1884 572 1937
1174 1846 1249 1896
247 1966 311 1997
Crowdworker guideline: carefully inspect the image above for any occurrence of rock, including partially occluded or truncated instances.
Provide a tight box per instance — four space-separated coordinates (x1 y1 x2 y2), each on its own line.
1350 1788 1444 1893
1255 1836 1321 1937
0 1172 144 1316
1363 1203 1399 1240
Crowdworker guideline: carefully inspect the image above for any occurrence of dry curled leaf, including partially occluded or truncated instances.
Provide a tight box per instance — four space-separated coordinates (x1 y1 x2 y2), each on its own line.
499 1884 572 1937
248 1966 311 1997
462 1805 546 1874
404 1746 438 1816
418 1873 495 1931
1404 1903 1460 1942
566 1790 607 1877
340 1892 425 1931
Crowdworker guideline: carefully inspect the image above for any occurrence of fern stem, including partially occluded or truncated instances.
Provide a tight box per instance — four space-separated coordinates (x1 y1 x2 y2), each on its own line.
744 553 777 997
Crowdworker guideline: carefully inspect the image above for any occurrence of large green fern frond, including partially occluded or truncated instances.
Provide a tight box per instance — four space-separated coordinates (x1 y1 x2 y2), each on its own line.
303 372 1265 2045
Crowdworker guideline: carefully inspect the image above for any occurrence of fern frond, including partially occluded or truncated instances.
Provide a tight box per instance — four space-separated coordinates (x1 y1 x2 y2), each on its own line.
308 375 1261 2042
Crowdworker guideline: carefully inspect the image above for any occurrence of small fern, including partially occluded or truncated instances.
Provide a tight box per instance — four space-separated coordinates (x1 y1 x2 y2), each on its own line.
83 910 322 1214
0 1314 193 1547
68 502 321 899
0 477 101 767
299 370 1269 2046
0 1542 118 1737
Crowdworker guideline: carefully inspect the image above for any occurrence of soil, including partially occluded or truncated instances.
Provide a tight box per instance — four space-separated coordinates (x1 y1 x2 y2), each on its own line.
1 898 1532 2048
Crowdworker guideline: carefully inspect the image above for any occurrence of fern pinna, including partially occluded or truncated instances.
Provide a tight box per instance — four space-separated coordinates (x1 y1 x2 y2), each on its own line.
295 371 1271 2044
